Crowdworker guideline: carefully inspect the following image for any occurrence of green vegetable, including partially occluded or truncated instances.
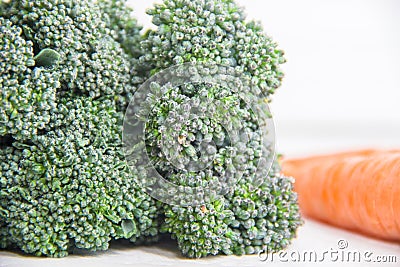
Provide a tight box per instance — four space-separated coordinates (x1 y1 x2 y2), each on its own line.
0 0 159 257
134 0 302 258
0 0 302 259
140 0 286 97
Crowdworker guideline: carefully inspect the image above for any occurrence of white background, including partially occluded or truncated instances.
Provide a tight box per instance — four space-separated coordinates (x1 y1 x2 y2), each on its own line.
1 1 399 266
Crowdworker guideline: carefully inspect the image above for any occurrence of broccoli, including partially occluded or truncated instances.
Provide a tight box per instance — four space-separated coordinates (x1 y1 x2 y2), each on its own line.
140 0 286 96
0 17 59 140
0 0 302 259
0 96 159 256
132 0 302 258
0 0 159 257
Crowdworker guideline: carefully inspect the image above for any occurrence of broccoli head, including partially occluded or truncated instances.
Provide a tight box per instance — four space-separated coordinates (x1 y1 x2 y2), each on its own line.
140 0 285 96
134 66 301 258
1 96 159 257
0 0 302 259
0 17 60 140
0 0 159 257
0 0 141 103
134 0 302 258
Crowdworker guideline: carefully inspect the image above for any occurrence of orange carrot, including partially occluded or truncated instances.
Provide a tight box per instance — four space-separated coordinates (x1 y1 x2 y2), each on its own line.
281 150 400 242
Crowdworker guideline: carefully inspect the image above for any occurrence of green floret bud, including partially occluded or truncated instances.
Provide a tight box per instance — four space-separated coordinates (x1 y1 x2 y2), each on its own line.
161 199 238 258
0 67 60 140
1 0 301 259
1 0 139 101
99 0 143 57
228 162 302 255
140 0 285 97
136 0 302 258
0 96 160 257
0 17 60 140
143 82 259 176
0 17 35 74
130 63 301 257
0 0 159 257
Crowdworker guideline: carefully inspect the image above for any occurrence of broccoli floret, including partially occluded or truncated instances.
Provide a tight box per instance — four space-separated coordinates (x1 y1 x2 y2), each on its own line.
98 0 143 57
136 0 302 258
0 18 60 140
0 96 159 257
1 0 302 259
227 162 301 256
1 0 137 101
143 81 259 180
0 17 35 74
161 199 238 258
136 74 301 257
0 0 160 257
141 0 285 96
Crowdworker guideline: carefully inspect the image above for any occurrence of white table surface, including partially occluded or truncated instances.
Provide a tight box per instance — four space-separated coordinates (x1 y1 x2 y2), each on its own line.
1 219 399 267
